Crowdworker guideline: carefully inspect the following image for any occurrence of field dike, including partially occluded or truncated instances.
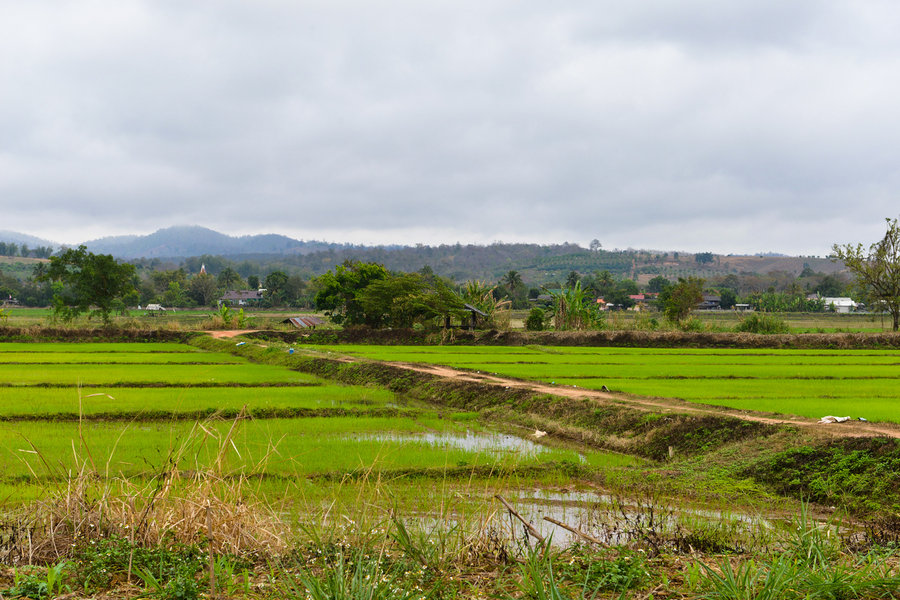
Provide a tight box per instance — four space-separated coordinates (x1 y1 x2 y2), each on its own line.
192 335 900 518
256 326 900 349
0 406 418 423
0 326 197 343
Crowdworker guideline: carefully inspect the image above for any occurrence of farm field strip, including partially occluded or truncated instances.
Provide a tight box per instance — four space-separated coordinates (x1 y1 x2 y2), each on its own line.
0 342 201 353
0 351 245 364
0 362 321 385
556 379 900 421
0 385 398 416
556 377 900 399
316 344 900 358
305 344 900 423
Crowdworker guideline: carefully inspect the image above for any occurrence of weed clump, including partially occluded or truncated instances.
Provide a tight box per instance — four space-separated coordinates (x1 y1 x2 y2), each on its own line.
735 313 792 334
746 437 900 514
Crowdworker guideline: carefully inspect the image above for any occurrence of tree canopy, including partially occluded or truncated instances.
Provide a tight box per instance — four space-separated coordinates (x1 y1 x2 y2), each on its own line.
659 277 704 323
314 261 390 326
315 261 465 328
357 272 464 328
36 245 138 323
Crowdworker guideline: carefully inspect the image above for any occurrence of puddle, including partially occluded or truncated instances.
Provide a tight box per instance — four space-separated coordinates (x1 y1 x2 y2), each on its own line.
299 482 833 552
355 430 554 456
500 488 781 548
327 487 781 550
391 488 782 549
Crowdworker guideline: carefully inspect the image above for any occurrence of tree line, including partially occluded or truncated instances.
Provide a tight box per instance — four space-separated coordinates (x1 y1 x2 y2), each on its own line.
6 217 900 331
0 241 54 259
0 249 859 322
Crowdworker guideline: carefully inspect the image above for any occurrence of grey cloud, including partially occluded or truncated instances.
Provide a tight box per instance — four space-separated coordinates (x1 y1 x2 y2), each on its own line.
1 1 900 254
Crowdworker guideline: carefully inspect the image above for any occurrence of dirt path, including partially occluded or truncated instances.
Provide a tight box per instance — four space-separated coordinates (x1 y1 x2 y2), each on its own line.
373 359 900 440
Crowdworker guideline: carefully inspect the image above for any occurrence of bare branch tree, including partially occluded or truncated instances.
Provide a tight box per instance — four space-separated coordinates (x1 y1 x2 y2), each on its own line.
832 218 900 331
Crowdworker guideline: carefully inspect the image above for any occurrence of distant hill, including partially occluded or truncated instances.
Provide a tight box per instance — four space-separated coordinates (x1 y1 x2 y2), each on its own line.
82 226 337 258
1 225 847 286
0 231 56 248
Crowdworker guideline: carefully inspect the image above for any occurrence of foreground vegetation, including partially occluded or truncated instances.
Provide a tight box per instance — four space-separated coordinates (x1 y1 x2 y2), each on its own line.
4 334 900 598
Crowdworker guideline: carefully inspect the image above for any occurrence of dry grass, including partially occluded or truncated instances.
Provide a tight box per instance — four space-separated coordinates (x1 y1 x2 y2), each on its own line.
2 409 291 566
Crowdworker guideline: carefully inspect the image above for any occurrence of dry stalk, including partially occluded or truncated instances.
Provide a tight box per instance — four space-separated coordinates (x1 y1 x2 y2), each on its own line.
3 411 291 566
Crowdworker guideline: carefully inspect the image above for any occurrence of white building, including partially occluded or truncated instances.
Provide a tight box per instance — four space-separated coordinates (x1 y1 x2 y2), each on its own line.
821 297 858 313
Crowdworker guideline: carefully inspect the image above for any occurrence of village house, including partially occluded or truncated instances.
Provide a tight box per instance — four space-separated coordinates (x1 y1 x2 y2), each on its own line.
697 295 722 310
220 290 263 306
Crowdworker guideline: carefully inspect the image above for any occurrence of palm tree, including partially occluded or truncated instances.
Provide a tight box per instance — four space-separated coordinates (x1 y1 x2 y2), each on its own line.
503 270 523 291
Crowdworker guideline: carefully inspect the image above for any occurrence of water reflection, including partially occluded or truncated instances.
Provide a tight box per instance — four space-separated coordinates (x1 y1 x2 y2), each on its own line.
355 431 553 456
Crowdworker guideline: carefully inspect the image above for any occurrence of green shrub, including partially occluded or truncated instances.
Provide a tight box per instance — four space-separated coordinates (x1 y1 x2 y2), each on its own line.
735 313 791 334
5 562 69 599
525 307 546 331
679 317 706 332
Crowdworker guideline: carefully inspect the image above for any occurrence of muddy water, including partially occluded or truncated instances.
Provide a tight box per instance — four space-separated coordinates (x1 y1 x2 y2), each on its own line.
350 429 796 550
502 489 779 548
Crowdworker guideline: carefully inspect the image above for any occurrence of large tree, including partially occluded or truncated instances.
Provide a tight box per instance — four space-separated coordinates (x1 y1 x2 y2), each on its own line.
217 267 244 290
314 261 389 325
357 272 464 328
37 245 138 323
832 218 900 331
646 275 671 294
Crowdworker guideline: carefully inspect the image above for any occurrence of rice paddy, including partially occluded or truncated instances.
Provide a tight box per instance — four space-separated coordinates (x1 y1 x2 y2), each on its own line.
308 344 900 423
4 337 900 599
0 341 635 496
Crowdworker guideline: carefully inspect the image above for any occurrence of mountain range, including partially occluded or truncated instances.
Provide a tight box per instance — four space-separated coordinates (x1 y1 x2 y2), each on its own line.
0 226 342 259
80 226 340 258
0 230 57 248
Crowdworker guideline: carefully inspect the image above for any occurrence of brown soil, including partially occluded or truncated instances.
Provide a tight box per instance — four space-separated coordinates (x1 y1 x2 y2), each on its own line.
368 359 900 440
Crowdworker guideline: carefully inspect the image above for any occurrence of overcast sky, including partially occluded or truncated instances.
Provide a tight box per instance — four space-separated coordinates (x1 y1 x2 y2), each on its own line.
2 1 900 255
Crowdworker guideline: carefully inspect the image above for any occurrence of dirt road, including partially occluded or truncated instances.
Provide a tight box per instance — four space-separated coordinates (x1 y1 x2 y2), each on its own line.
376 359 900 440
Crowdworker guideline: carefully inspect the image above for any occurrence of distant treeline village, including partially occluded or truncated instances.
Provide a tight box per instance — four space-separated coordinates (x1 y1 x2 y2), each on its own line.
2 219 899 331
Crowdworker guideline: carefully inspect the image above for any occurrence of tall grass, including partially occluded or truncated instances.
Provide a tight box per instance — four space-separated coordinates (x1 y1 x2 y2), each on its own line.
697 503 900 599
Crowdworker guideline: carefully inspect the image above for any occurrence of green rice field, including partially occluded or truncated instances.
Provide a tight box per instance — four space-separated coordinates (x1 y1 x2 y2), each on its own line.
308 344 900 423
3 417 626 481
0 386 396 416
0 341 635 497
